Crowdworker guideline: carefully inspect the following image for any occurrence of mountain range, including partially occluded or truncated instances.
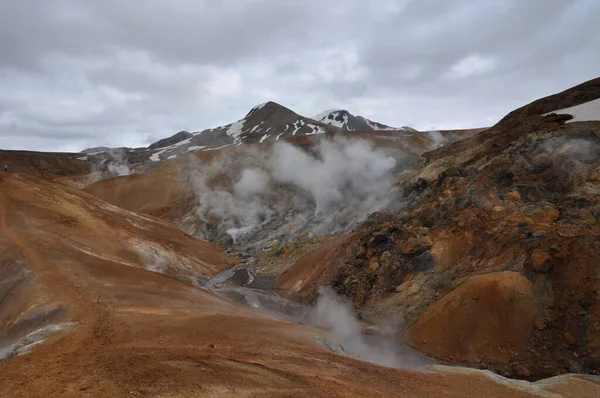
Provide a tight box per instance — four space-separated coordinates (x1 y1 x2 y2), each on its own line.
78 103 430 169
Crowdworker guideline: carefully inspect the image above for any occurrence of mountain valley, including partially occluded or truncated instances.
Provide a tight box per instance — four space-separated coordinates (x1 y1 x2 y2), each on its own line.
2 79 600 397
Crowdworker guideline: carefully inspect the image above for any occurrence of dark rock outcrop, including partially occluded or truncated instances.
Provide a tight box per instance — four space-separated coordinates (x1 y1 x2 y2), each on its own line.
148 131 193 150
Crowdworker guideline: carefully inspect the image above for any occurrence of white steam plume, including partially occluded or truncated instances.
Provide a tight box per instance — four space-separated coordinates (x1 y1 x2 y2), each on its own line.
105 151 133 177
308 287 429 369
89 150 133 184
188 137 402 246
270 138 396 212
136 245 169 274
426 130 448 150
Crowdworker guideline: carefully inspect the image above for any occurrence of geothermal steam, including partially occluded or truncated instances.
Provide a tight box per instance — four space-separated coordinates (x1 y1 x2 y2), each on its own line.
308 287 429 369
189 137 400 245
89 150 133 184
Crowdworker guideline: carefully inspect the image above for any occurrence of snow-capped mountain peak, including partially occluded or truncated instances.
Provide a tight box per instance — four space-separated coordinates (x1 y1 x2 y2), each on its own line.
312 109 350 129
312 109 398 131
83 103 411 167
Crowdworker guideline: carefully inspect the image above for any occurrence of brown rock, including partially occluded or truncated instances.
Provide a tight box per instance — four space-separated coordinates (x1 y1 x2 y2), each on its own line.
380 251 393 263
531 250 553 273
405 271 537 363
530 153 553 172
515 365 531 378
527 203 560 223
590 169 600 182
557 230 577 238
564 332 577 346
506 191 521 202
399 236 433 255
534 319 548 331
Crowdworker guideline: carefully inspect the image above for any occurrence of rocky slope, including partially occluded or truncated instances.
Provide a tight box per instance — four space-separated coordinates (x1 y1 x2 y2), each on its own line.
5 174 599 397
0 149 90 177
277 77 600 380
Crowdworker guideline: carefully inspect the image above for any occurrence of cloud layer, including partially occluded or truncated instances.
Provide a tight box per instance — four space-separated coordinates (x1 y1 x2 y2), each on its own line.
0 0 598 151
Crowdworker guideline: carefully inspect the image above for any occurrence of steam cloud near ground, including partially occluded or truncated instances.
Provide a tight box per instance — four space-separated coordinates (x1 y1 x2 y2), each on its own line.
425 131 448 149
308 287 429 369
188 137 403 245
538 136 600 185
89 150 133 184
542 137 599 163
106 151 133 177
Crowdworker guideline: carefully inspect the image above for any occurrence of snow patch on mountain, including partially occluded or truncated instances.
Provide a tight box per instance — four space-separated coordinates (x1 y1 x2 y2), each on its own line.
203 143 234 152
400 126 419 133
150 137 193 161
544 98 600 123
188 146 206 152
313 109 340 119
306 124 326 135
226 120 246 139
365 118 397 131
149 152 160 162
314 110 349 129
291 120 304 135
247 102 268 116
250 121 264 133
313 109 346 126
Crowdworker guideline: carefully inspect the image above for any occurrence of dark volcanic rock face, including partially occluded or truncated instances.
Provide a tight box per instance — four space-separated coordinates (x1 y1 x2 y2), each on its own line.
148 131 193 150
189 130 234 147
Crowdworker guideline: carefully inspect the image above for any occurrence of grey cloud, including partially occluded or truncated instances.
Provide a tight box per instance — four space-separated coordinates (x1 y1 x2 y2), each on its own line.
0 0 337 70
355 0 599 96
0 0 599 151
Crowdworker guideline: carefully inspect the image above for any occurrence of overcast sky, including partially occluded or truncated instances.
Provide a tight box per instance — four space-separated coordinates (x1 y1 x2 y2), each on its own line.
0 0 598 152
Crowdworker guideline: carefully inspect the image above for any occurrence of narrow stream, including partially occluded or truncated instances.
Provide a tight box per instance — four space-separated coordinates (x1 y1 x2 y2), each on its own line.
203 265 307 322
201 263 433 370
